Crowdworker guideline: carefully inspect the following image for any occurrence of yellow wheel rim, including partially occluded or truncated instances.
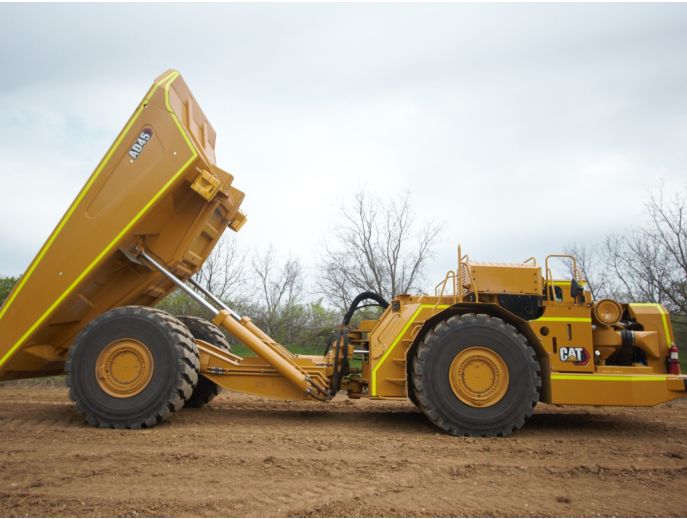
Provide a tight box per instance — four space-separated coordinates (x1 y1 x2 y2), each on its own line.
448 347 509 408
95 339 154 398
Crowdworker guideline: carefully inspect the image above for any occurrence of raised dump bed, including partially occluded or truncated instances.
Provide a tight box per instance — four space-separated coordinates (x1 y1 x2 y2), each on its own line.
0 70 246 381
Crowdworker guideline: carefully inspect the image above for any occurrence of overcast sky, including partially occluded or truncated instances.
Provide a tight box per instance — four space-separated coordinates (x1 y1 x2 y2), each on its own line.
1 3 686 295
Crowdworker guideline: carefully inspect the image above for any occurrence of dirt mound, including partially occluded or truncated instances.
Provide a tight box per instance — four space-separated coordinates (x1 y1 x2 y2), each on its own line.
0 384 686 517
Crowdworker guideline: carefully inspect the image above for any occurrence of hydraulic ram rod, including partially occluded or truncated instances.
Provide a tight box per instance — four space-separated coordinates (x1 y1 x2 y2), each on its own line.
140 251 219 315
138 250 326 398
188 278 238 317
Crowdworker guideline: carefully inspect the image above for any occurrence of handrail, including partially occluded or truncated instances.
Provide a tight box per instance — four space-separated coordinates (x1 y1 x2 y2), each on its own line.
434 270 457 305
459 251 478 303
544 254 578 277
458 244 463 303
544 253 580 302
453 244 480 303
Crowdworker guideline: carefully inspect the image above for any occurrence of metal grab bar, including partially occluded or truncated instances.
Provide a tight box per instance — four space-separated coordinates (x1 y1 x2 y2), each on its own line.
543 253 582 301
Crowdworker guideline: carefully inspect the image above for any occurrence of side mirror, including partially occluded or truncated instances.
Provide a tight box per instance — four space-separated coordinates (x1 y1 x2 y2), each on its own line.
570 278 581 299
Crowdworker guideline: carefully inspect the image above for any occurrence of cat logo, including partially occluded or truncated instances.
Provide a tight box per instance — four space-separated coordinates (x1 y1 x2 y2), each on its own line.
128 127 153 160
559 346 590 366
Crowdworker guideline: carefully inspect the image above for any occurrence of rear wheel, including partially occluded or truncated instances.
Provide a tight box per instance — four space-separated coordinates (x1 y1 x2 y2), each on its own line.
411 313 540 437
177 316 232 408
66 306 199 428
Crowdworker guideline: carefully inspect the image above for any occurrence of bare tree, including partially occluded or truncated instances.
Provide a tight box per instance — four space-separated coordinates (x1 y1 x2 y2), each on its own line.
601 189 687 321
564 242 611 300
193 235 248 303
158 235 248 317
566 186 687 326
644 188 687 317
251 245 305 338
319 191 441 312
603 233 671 304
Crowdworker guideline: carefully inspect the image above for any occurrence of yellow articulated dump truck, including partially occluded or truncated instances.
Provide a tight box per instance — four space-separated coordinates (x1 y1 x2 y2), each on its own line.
0 70 685 436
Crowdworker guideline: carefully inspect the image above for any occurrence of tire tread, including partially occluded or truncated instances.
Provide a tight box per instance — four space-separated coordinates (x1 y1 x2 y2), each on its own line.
66 306 199 429
411 313 541 437
176 315 232 408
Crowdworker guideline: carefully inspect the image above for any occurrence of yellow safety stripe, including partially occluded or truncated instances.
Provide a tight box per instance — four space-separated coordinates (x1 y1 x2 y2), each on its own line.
0 70 178 324
532 317 592 323
0 71 198 370
552 373 667 382
370 304 449 396
631 303 672 343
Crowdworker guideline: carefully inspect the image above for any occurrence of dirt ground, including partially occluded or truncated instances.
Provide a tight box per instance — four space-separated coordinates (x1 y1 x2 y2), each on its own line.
1 383 686 518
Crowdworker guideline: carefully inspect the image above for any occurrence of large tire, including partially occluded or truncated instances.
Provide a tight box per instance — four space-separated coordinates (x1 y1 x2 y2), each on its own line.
411 313 540 437
177 315 232 408
66 306 199 429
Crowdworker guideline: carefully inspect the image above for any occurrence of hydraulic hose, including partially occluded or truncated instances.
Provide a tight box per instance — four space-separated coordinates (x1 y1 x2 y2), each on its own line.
323 291 389 355
329 329 348 396
325 291 390 396
342 291 389 326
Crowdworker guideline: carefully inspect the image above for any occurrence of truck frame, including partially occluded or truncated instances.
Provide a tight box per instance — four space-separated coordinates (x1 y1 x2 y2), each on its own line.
0 70 684 436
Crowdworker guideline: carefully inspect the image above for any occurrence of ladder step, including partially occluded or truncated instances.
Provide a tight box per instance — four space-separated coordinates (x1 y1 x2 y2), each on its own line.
385 378 406 386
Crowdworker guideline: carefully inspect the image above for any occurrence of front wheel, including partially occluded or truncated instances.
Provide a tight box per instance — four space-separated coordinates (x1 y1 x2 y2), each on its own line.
411 313 540 437
66 306 199 428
